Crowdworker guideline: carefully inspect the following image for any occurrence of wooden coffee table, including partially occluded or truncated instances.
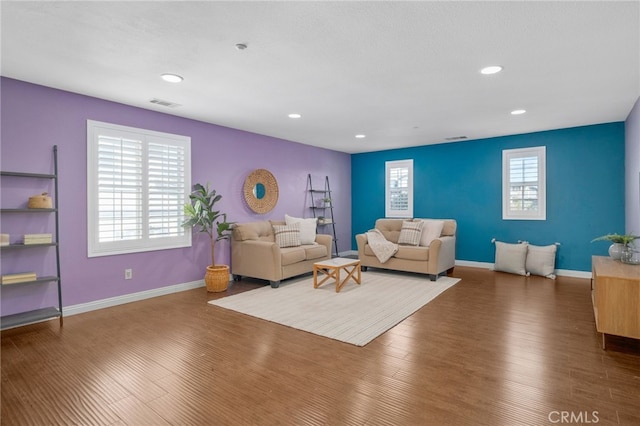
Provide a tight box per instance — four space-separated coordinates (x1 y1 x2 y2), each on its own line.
313 258 361 293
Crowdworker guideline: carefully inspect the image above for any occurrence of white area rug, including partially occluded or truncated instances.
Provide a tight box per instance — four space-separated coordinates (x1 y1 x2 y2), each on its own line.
209 271 460 346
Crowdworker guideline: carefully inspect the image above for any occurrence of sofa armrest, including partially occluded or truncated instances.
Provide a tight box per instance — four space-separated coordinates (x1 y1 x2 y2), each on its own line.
428 236 456 273
356 233 367 257
231 240 282 280
315 233 333 254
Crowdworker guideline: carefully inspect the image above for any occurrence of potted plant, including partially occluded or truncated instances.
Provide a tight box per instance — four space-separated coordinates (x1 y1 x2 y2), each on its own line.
592 233 640 260
183 183 234 292
315 197 331 208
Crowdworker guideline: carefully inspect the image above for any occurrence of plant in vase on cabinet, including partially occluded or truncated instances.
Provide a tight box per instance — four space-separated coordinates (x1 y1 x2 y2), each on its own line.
591 233 640 261
183 183 234 292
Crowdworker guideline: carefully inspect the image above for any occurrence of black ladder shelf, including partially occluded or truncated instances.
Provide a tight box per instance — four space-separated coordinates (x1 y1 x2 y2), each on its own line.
308 174 338 257
0 146 63 330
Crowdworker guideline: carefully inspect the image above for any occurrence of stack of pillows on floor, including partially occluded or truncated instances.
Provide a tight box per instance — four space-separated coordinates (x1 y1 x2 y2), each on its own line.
493 239 558 279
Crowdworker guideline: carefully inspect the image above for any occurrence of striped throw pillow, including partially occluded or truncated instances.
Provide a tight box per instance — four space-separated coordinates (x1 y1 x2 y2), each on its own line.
273 223 301 248
398 220 423 246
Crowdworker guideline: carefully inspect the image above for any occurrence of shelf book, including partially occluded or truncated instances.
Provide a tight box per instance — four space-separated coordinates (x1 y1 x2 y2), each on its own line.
2 272 37 285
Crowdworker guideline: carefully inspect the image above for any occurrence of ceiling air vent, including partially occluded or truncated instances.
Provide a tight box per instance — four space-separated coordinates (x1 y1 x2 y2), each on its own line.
149 98 181 108
445 136 468 141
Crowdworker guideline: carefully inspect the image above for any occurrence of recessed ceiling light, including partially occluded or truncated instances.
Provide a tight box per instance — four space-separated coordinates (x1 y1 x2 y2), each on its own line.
161 73 183 83
355 134 366 139
480 65 503 75
288 113 301 119
235 43 248 50
511 109 527 115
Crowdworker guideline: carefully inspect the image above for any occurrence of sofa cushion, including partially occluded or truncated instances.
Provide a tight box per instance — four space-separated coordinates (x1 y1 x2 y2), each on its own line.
374 219 403 243
280 246 307 266
233 221 274 242
414 218 456 237
273 223 301 248
398 220 423 246
441 220 456 237
395 245 429 261
285 214 317 245
304 244 328 260
364 244 429 261
416 219 445 247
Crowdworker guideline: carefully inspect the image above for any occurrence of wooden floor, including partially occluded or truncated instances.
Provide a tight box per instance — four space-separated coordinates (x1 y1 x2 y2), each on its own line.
2 266 639 425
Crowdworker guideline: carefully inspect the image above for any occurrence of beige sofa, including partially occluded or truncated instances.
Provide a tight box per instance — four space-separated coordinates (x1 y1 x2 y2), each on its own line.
356 218 457 281
231 220 332 288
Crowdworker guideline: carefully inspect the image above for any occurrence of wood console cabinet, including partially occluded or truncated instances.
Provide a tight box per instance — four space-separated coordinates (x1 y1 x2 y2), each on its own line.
591 255 640 349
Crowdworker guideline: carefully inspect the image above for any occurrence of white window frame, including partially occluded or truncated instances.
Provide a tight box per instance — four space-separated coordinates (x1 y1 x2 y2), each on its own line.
385 159 413 218
87 120 192 257
502 146 546 220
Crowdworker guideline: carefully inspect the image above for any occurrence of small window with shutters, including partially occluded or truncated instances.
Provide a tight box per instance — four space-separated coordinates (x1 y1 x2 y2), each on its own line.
87 120 191 257
385 159 413 218
502 146 546 220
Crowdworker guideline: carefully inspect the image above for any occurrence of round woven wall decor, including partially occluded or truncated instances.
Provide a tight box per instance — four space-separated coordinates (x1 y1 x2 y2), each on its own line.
243 169 279 214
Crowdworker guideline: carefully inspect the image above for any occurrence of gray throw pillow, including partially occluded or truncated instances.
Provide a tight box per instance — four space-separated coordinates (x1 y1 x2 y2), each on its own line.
526 244 557 279
398 220 423 246
494 241 529 276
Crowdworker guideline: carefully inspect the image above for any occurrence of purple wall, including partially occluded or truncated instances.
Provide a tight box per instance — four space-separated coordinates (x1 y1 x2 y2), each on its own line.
1 77 351 314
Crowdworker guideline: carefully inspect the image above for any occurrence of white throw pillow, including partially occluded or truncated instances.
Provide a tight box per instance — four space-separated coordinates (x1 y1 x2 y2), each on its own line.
417 219 445 247
526 244 557 279
285 214 317 245
398 220 423 246
494 241 529 276
273 223 301 248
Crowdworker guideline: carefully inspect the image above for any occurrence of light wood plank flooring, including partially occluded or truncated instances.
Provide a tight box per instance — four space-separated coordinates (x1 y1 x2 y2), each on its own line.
2 266 639 425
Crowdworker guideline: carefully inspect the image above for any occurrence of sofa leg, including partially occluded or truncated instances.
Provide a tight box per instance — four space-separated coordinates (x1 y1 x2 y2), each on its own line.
447 267 454 276
429 274 437 281
233 274 242 282
269 280 280 288
361 266 368 272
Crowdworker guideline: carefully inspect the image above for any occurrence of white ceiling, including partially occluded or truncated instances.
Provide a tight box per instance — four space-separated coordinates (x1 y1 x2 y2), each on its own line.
2 1 639 154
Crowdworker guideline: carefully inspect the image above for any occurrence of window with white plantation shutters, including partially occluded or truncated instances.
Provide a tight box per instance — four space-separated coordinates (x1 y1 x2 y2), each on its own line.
97 135 143 243
148 141 186 239
502 146 546 220
385 159 413 218
87 121 191 257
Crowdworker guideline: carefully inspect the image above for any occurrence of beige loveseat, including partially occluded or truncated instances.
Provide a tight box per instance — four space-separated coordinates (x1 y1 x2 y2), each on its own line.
231 220 332 288
356 218 457 281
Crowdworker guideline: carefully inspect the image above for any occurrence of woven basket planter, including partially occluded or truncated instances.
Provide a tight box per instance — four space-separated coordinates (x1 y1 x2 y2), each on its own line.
205 265 229 292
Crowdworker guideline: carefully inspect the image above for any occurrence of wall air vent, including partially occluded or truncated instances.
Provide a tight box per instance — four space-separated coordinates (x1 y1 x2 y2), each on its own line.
445 136 468 141
149 98 181 108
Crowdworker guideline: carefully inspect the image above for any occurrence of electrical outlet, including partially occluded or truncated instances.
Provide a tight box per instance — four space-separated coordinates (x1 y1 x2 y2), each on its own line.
124 269 132 280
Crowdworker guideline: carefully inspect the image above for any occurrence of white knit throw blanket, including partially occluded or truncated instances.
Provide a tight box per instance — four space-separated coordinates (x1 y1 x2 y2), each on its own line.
365 229 398 263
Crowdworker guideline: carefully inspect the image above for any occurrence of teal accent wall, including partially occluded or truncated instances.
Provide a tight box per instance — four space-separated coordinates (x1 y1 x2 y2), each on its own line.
351 123 625 272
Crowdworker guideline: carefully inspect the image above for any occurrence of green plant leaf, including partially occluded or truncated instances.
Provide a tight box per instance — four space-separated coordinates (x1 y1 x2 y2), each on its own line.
591 233 640 245
182 182 234 265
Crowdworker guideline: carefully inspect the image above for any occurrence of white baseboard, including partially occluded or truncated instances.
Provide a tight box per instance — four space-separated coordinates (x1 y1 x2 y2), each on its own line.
64 258 591 317
454 260 592 279
339 255 592 279
64 279 205 317
454 260 494 270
